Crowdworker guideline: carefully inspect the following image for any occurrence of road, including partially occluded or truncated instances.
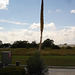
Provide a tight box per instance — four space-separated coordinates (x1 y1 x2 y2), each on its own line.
48 69 75 75
3 65 75 75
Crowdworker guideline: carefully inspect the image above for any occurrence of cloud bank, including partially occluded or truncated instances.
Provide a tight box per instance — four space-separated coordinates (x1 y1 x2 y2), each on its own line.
0 0 9 9
0 22 75 44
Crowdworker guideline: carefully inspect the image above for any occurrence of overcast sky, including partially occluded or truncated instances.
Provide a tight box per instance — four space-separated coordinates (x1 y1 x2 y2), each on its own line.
0 0 75 44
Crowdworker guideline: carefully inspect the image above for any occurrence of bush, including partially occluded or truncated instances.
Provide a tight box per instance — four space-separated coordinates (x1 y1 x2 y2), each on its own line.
51 45 60 49
66 46 72 49
26 51 48 75
0 66 26 75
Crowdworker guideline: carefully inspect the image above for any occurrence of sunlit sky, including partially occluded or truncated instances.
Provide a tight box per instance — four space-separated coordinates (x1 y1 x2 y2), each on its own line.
0 0 75 44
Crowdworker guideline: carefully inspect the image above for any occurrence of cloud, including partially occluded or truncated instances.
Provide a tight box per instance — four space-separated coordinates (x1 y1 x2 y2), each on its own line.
71 10 75 13
0 25 75 44
0 29 40 43
30 23 40 29
45 23 56 29
56 9 62 13
0 0 9 10
48 10 51 13
0 27 3 30
43 26 75 44
0 20 27 25
30 22 56 29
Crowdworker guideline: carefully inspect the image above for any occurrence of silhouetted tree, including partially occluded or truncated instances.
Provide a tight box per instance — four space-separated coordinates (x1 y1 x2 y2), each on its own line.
42 38 54 48
51 45 60 49
66 46 72 49
11 40 29 48
0 44 4 48
3 43 11 48
0 43 11 48
30 41 37 48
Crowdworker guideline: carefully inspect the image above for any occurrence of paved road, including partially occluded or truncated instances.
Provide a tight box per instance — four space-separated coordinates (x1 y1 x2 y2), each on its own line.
3 65 75 75
48 69 75 75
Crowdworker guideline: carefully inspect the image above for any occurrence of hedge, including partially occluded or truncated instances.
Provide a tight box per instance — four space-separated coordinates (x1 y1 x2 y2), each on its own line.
0 66 26 75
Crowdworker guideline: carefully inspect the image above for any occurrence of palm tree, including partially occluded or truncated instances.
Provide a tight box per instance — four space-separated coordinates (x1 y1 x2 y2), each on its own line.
39 0 44 51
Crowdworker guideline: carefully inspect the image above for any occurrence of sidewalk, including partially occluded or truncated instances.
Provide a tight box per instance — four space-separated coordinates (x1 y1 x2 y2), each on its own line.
48 66 75 69
3 64 75 69
48 69 75 75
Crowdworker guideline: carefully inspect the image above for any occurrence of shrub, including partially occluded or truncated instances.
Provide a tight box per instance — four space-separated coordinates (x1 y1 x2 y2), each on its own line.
51 45 60 49
26 51 48 75
66 46 72 49
0 66 26 75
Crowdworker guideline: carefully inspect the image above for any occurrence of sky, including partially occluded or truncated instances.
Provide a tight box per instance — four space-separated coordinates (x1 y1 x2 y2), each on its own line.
0 0 75 44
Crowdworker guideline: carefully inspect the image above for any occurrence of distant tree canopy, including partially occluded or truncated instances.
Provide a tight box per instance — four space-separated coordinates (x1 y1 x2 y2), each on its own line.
42 38 54 48
30 41 37 48
11 41 29 48
0 43 11 48
0 38 61 49
66 46 72 49
41 38 60 49
11 40 38 48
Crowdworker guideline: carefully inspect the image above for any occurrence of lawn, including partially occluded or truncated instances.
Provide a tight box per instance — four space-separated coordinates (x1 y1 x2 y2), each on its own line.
0 55 75 66
0 48 75 66
0 48 75 56
43 56 75 66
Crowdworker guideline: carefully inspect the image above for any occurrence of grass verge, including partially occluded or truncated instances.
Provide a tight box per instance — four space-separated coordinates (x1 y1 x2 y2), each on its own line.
0 55 75 66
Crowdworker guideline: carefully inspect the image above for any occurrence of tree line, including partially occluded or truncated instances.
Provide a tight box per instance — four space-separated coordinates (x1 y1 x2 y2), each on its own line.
0 38 61 49
0 38 74 49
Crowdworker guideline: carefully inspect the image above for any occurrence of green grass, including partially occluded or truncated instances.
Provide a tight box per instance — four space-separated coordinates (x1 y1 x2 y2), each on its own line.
0 48 75 66
12 56 30 65
43 56 75 66
12 56 75 66
1 55 75 66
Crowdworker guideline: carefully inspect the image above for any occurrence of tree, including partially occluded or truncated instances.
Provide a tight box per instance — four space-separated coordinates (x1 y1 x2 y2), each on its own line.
3 43 11 48
0 44 4 48
42 38 54 48
11 40 29 48
0 43 11 48
51 45 60 49
64 43 67 45
66 46 72 49
30 41 37 48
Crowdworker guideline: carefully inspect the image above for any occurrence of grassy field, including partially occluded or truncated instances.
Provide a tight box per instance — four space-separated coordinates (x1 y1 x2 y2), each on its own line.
0 55 75 66
0 48 75 66
0 48 75 56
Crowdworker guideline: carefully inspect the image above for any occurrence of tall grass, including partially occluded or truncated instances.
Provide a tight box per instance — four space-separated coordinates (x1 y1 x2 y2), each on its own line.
0 48 75 56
